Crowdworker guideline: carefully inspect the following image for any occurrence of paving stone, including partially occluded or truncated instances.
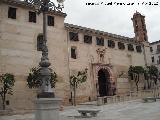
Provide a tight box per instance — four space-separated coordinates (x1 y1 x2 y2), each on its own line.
0 100 160 120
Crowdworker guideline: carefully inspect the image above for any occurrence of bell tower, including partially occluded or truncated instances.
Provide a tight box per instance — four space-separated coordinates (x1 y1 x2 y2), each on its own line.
131 11 148 42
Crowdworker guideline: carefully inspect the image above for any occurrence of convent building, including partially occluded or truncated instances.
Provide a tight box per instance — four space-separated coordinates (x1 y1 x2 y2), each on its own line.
0 0 152 111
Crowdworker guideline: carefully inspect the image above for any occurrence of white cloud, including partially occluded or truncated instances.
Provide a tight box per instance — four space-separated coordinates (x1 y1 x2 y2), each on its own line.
55 0 160 42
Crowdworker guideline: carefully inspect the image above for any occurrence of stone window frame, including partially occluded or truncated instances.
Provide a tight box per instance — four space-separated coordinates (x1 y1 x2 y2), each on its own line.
71 46 77 59
108 40 115 48
128 44 134 51
84 35 92 44
8 7 17 19
136 45 142 53
37 33 43 51
47 15 54 26
29 11 36 23
118 42 125 50
96 37 104 46
69 32 79 41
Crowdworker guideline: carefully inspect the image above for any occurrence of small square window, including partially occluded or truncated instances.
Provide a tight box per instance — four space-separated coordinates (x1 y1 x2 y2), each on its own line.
128 44 134 51
118 42 125 50
8 7 17 19
29 11 36 23
136 45 142 53
108 40 115 48
69 32 79 41
96 37 104 46
71 47 77 59
48 16 54 26
84 35 92 44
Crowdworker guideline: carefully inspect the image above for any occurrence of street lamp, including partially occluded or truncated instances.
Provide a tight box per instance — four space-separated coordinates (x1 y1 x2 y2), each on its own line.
25 0 65 98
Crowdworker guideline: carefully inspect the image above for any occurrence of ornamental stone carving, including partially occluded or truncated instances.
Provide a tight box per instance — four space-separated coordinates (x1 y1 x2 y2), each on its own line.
96 48 106 63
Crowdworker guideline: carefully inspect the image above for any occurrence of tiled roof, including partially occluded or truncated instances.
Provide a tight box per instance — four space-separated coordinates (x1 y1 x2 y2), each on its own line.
65 23 142 45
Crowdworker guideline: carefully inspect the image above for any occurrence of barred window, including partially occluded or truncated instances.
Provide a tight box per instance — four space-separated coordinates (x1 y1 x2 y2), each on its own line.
118 42 125 50
84 35 92 44
37 34 43 51
71 47 77 59
136 45 142 53
8 7 17 19
108 40 115 48
96 37 104 46
29 11 36 23
128 44 134 51
48 16 54 26
69 32 79 41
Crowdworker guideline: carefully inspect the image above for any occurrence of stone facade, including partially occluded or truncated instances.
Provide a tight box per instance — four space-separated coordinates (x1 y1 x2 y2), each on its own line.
0 0 152 111
150 40 160 70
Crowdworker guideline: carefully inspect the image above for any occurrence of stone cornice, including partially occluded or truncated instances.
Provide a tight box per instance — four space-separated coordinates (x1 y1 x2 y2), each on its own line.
1 0 67 17
65 23 143 45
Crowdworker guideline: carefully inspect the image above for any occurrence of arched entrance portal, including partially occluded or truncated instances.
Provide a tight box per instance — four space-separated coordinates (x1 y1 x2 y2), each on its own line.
98 69 110 97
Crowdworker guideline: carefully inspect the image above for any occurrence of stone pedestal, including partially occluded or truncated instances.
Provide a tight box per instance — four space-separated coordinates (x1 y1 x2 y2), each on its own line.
35 98 61 120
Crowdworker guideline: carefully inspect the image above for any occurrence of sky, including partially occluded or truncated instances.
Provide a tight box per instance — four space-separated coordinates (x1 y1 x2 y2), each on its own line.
54 0 160 43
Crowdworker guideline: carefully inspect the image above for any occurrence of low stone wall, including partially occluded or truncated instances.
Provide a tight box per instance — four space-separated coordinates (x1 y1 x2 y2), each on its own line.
97 88 160 105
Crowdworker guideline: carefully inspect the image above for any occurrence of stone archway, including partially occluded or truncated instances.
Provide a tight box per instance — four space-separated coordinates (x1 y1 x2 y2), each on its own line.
95 64 115 97
98 69 110 96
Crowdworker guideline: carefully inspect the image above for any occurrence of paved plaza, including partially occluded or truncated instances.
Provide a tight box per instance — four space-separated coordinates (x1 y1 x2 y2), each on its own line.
0 99 160 120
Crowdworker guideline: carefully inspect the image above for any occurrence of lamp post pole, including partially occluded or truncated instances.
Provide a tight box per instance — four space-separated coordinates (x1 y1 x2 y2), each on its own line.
38 0 53 98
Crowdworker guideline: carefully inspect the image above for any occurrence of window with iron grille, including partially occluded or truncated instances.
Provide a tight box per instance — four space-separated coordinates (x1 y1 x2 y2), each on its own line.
128 44 134 51
136 45 142 53
71 47 77 59
108 40 115 48
69 32 79 41
48 16 54 26
118 42 125 50
96 37 104 46
8 7 17 19
29 11 36 23
84 35 92 44
37 34 43 51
